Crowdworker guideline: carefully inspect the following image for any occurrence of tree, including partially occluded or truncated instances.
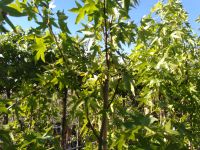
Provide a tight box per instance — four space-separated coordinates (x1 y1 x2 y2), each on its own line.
129 0 200 148
0 0 200 149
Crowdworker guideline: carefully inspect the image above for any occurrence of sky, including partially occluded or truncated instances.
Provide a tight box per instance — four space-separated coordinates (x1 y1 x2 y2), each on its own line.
9 0 200 35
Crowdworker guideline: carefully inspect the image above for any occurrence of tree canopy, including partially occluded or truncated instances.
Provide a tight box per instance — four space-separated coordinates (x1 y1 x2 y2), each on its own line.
0 0 200 149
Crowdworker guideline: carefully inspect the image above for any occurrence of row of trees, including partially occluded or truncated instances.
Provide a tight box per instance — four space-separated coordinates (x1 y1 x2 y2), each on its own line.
0 0 200 149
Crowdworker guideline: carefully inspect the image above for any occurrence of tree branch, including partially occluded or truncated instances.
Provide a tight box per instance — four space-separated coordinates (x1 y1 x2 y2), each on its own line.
85 102 101 141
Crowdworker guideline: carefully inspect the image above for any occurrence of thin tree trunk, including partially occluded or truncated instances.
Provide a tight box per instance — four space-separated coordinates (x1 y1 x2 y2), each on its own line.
99 79 109 150
100 0 110 149
101 79 109 150
61 87 68 150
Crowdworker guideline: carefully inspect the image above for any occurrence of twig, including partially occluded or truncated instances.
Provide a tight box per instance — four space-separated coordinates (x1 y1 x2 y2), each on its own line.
85 102 101 141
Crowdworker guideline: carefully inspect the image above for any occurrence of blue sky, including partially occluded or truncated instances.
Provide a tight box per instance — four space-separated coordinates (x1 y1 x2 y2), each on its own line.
9 0 200 34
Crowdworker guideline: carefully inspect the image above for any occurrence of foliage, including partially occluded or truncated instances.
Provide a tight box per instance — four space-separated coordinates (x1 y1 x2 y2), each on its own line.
0 0 200 150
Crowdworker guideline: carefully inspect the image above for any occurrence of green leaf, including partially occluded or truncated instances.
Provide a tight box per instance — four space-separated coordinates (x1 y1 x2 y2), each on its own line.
57 11 70 33
117 134 125 149
151 1 162 13
84 2 98 14
149 116 158 124
2 6 26 17
155 50 168 70
165 120 179 135
51 77 58 85
130 81 135 96
0 105 8 113
144 126 156 136
82 30 94 36
69 8 80 13
75 1 82 8
33 37 46 62
87 38 94 51
170 31 183 39
8 1 23 13
75 9 85 24
123 0 130 13
0 0 14 5
196 16 200 23
74 1 98 24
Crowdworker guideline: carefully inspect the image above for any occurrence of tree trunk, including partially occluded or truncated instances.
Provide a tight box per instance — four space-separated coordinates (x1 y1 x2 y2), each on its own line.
61 87 68 150
100 0 110 149
101 79 109 150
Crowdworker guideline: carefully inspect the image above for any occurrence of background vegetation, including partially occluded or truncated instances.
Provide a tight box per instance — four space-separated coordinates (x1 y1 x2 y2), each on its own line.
0 0 200 149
